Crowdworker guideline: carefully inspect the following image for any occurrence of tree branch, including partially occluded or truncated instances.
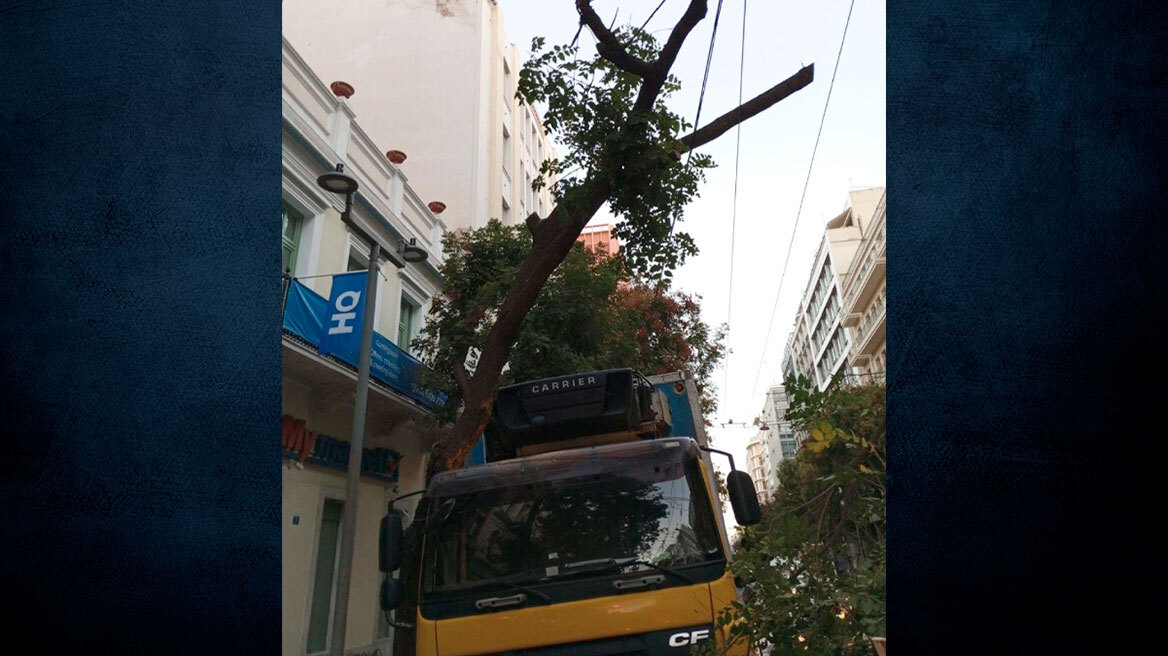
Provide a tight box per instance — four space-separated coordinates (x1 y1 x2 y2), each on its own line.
678 64 814 152
657 0 708 73
576 0 655 77
524 211 542 236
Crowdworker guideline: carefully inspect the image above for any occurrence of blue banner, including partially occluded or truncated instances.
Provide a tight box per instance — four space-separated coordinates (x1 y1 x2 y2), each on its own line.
318 271 368 357
283 279 448 411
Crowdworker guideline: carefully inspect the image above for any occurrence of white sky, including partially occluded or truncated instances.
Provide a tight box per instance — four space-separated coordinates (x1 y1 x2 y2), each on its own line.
500 0 886 488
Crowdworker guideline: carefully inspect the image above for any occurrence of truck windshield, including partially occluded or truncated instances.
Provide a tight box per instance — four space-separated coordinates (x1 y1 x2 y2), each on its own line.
421 454 723 597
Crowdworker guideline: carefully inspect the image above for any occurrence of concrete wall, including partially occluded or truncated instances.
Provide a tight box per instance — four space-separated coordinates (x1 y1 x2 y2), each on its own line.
282 382 429 656
284 0 486 231
284 0 557 232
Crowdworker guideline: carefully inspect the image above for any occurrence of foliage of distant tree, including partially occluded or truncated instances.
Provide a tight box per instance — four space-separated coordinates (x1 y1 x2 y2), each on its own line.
703 375 886 656
414 219 727 422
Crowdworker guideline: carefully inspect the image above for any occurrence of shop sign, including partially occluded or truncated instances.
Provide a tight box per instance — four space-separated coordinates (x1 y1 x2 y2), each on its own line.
319 271 368 357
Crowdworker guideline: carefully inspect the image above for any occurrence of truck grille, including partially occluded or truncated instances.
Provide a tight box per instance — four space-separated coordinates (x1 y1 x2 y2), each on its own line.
476 624 711 656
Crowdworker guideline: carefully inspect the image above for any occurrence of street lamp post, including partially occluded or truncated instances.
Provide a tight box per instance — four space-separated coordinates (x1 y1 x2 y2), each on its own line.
329 239 378 656
316 164 370 656
316 163 429 656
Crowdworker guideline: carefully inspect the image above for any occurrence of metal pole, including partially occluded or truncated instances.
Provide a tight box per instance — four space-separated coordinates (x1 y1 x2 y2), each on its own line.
329 238 380 656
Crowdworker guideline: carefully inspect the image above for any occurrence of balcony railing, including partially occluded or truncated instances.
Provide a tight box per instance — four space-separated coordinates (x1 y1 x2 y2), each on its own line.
842 370 886 386
858 290 886 343
852 289 886 357
843 192 887 311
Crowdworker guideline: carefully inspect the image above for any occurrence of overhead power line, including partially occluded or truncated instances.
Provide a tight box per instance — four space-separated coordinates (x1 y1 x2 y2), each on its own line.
720 0 748 412
667 0 726 237
749 0 857 399
660 0 726 285
639 0 669 32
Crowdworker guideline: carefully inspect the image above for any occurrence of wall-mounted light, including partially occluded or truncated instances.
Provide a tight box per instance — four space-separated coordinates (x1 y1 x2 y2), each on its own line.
398 238 427 264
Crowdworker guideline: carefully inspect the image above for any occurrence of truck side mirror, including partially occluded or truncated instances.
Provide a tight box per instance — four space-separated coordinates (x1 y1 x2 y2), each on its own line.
727 470 762 526
380 576 404 611
379 512 403 573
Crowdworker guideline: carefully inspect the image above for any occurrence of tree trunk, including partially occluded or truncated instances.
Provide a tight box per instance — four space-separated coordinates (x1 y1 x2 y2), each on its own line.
428 181 614 477
392 184 610 656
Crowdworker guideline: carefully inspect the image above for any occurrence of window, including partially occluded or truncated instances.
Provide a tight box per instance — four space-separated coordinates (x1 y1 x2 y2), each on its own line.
422 456 722 600
305 499 344 654
397 297 417 352
347 234 371 272
283 201 303 277
502 126 511 174
503 58 512 104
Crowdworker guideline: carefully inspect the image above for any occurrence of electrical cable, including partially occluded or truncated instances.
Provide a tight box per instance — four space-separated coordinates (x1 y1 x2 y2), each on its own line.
720 0 747 413
640 0 670 32
749 0 857 399
658 0 726 286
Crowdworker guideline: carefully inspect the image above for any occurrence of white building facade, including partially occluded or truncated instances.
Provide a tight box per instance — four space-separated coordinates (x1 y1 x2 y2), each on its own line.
282 0 558 232
282 38 448 656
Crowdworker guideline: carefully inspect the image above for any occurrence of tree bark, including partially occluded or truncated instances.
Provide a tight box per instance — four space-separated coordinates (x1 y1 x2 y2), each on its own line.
678 64 815 151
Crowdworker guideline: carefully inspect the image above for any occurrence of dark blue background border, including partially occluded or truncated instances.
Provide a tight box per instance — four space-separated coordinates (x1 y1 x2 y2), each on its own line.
1 1 1166 653
1 2 280 652
888 1 1167 653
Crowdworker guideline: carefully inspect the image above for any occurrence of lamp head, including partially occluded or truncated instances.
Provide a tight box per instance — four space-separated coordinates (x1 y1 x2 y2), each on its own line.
399 238 428 264
317 163 359 196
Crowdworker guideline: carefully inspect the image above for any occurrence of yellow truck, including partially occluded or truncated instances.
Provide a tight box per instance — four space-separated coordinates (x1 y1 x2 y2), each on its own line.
379 369 762 655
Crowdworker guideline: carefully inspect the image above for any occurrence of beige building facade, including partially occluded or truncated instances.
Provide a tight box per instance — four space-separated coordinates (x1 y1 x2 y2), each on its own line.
840 189 887 379
782 187 885 391
282 38 448 656
282 0 558 233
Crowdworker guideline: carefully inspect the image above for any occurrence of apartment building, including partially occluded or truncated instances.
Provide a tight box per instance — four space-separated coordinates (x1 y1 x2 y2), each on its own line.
577 224 621 257
840 189 887 380
746 438 769 503
281 38 448 656
759 384 801 492
782 188 885 391
282 0 558 232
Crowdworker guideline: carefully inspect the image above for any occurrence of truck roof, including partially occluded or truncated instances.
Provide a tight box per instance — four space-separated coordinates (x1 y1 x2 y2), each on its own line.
426 437 699 500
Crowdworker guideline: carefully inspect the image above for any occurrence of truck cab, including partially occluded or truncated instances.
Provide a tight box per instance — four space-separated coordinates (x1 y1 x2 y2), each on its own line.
381 370 761 655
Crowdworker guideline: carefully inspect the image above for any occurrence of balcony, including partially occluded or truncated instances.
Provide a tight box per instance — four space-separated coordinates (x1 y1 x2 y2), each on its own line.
842 311 862 328
283 279 448 433
853 294 886 357
845 250 886 315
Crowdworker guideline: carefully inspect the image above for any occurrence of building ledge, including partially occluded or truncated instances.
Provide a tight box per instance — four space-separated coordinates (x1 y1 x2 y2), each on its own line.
282 333 445 445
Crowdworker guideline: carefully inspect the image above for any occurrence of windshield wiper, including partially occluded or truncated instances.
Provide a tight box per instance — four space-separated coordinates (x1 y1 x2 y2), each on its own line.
559 557 696 585
466 576 552 611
